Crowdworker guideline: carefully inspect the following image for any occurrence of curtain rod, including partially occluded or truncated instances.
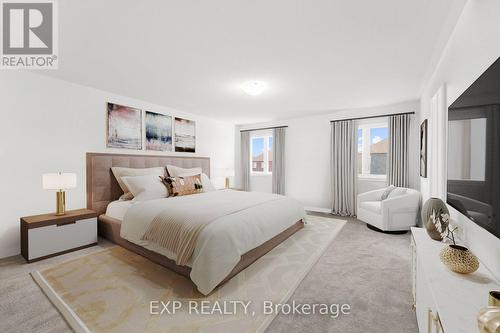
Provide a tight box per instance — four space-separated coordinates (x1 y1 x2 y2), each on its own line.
329 111 415 123
240 125 288 132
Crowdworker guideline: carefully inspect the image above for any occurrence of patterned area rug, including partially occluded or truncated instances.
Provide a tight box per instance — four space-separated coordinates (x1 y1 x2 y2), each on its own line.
32 215 345 333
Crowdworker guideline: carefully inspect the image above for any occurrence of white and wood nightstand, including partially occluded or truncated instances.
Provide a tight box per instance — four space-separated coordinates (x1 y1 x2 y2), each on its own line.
20 209 98 263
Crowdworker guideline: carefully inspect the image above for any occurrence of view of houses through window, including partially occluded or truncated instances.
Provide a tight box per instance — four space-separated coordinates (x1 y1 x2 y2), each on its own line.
357 121 388 177
251 135 273 173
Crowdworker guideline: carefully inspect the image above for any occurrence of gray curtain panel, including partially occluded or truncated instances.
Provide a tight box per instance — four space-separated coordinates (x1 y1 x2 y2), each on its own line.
388 114 411 187
272 127 286 195
331 120 358 216
240 131 251 191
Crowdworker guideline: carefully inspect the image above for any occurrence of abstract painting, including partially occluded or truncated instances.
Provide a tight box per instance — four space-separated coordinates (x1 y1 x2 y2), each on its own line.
174 117 196 152
145 111 172 151
107 103 142 149
420 119 428 178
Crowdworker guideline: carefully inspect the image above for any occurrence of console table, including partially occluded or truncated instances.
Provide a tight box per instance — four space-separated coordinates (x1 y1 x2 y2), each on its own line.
411 227 500 333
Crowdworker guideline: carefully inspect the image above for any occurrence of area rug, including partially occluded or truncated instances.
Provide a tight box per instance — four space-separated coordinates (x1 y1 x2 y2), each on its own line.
32 215 345 333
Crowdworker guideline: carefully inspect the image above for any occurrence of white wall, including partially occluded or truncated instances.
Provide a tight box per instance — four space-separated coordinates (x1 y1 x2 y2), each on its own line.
235 100 420 211
0 71 235 259
419 0 500 278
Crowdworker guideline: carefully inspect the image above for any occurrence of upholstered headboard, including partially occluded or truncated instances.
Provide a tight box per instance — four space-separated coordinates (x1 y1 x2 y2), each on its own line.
86 152 210 215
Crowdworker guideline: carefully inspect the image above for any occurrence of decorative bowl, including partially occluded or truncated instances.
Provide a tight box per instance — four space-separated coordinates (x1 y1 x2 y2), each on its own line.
439 244 479 274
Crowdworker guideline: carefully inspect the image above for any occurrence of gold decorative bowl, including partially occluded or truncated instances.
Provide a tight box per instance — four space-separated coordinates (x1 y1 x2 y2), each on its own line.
439 244 479 274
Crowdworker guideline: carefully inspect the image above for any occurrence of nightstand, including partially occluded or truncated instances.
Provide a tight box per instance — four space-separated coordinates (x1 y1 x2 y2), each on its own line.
20 208 98 263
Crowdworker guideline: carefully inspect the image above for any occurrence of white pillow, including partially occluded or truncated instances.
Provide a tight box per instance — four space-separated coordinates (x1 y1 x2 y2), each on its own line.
111 166 165 200
387 187 407 199
166 165 202 177
381 185 396 200
200 174 216 191
166 165 216 192
121 174 168 201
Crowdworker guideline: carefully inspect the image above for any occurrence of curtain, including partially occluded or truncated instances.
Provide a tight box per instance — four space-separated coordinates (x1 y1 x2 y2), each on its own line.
388 114 411 187
331 120 358 216
240 131 251 191
272 127 286 195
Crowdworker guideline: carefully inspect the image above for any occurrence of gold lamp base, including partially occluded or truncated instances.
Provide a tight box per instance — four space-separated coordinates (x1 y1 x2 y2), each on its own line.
56 190 66 216
224 177 230 189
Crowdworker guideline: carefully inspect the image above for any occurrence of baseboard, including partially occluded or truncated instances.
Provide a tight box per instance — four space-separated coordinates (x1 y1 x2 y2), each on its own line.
304 206 332 214
0 245 20 260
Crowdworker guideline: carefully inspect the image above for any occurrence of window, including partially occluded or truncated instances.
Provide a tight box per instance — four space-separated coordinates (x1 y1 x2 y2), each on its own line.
251 134 273 174
358 121 388 178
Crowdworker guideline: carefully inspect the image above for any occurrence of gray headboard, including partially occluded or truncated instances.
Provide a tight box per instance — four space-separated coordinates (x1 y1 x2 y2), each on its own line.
86 152 210 215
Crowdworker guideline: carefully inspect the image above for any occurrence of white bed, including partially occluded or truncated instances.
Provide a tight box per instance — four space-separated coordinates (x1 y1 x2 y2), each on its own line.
109 190 306 295
105 200 136 221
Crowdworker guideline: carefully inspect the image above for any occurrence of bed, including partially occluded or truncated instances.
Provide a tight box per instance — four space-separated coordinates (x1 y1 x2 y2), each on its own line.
86 152 306 295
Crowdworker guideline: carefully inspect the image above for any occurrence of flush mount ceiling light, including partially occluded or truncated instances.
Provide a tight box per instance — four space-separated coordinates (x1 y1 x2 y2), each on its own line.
241 80 267 96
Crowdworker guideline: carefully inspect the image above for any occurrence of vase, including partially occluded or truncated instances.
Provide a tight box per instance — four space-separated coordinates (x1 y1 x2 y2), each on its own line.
490 291 500 307
422 197 449 241
440 244 479 274
477 306 500 333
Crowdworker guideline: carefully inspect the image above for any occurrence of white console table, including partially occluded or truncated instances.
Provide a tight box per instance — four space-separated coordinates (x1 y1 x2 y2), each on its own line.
411 227 500 333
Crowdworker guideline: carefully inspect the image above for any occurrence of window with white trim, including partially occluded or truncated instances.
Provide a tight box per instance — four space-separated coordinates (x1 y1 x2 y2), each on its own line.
251 134 273 174
357 120 388 178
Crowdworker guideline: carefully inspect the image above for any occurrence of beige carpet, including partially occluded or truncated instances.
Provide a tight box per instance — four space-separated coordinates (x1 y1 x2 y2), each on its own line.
267 214 418 333
32 215 345 333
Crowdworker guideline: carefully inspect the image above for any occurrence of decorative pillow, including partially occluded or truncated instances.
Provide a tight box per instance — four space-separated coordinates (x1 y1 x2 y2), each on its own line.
381 185 396 200
111 166 165 200
161 175 204 197
166 165 215 192
121 175 169 201
387 187 407 199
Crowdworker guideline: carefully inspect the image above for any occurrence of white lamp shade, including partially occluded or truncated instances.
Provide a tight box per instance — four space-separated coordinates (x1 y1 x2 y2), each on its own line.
42 173 77 190
213 168 235 178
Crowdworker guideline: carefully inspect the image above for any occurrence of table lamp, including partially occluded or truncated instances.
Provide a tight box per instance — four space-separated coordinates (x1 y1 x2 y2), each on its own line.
214 168 235 189
42 172 77 215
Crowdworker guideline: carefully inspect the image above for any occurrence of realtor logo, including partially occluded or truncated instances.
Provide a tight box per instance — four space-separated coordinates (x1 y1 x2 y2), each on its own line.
1 0 58 69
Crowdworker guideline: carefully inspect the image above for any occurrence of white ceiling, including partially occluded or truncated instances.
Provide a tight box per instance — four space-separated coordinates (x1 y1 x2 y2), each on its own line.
41 0 466 124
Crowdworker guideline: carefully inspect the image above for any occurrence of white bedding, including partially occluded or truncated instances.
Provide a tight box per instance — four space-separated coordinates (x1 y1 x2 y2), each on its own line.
119 189 306 295
105 200 136 221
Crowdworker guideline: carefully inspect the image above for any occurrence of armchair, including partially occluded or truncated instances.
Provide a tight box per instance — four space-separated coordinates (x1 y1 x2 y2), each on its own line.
357 187 421 233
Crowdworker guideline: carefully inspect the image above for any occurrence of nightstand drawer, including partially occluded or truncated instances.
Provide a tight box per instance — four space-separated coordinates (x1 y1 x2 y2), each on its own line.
28 217 97 260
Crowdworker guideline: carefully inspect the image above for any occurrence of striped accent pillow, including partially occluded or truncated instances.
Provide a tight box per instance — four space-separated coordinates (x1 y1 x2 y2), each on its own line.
160 175 204 197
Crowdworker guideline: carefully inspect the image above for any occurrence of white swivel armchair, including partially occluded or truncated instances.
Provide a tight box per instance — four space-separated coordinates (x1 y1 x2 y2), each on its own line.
357 187 421 233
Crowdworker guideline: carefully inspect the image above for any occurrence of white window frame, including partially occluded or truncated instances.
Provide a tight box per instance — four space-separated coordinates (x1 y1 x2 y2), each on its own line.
357 119 388 180
250 132 273 175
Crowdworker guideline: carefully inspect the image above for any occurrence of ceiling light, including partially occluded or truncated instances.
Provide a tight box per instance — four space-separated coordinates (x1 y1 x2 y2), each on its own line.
241 80 267 96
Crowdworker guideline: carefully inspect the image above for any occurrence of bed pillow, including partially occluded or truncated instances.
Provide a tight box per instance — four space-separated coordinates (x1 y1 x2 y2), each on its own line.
111 166 165 200
166 165 216 192
166 165 201 177
200 174 216 191
387 187 407 199
121 174 169 201
160 175 204 197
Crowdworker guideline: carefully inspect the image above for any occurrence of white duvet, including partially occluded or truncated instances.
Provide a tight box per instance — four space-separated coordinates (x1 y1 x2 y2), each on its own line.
120 189 306 295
